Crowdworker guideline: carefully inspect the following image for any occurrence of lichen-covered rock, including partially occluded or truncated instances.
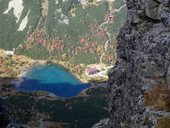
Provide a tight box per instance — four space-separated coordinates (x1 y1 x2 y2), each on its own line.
106 0 170 128
145 0 160 20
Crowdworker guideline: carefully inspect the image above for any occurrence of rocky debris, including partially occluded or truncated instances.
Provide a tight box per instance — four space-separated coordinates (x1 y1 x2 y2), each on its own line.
104 0 170 128
7 124 25 128
91 118 110 128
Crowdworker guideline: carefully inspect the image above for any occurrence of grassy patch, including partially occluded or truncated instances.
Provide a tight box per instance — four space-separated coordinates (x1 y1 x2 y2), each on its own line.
157 116 170 128
6 86 109 128
144 85 170 111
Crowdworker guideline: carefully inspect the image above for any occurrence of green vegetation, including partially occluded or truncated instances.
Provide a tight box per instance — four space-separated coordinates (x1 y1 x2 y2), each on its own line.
45 0 109 64
6 87 109 128
0 0 126 65
45 0 125 65
107 7 127 39
7 94 36 124
46 0 108 39
0 1 126 127
0 0 41 50
73 52 100 64
112 0 125 9
16 44 49 60
86 86 108 96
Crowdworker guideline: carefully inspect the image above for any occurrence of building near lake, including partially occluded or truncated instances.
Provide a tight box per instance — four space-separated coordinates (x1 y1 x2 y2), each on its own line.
86 67 101 76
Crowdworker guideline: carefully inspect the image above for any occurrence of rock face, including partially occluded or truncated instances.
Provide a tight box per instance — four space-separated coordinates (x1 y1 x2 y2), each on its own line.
107 0 170 128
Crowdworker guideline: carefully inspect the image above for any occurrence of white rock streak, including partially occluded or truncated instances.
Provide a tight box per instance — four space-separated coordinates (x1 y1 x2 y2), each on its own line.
3 0 24 23
113 4 126 13
18 10 30 31
55 0 59 4
55 8 69 25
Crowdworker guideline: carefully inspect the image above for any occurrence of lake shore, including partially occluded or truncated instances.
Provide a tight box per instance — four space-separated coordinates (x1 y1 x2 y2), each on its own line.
16 59 88 84
15 63 92 98
0 49 108 99
0 49 108 85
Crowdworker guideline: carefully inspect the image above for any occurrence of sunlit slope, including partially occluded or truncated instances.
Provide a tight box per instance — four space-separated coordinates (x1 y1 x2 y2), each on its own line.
0 0 41 50
0 0 126 65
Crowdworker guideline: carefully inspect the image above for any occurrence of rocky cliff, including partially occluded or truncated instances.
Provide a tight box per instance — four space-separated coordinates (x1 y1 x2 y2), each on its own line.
107 0 170 128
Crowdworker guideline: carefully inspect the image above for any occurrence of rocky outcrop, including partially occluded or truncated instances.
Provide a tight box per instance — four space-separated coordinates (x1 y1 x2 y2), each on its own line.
107 0 170 128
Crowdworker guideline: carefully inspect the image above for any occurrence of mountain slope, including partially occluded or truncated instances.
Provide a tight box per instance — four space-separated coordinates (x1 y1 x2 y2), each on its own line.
0 0 126 66
0 0 41 50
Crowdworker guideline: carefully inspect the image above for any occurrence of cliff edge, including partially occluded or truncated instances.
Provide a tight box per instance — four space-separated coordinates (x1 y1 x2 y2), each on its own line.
107 0 170 127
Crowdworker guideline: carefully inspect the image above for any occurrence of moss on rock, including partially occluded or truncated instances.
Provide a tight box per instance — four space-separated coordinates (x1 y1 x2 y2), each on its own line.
158 116 170 128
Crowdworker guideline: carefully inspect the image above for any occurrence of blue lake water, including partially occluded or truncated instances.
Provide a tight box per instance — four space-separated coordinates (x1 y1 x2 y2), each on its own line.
16 64 90 98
